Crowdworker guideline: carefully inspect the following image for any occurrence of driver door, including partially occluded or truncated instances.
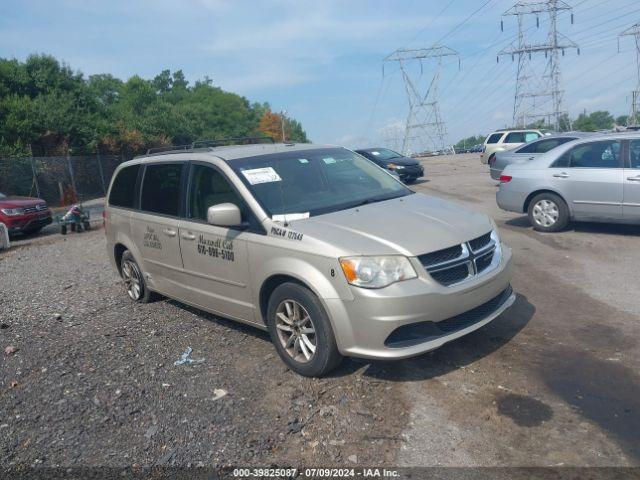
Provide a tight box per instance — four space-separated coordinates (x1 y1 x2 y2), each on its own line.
178 162 255 322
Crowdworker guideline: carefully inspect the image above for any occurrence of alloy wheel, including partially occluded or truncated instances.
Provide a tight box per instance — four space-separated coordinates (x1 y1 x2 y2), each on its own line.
274 300 317 363
122 259 143 300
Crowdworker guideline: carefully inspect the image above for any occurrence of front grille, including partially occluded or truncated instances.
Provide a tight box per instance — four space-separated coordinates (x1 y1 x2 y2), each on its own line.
36 203 48 211
430 263 470 286
419 231 497 287
475 251 494 273
384 285 513 348
418 244 463 267
22 206 38 213
469 232 492 252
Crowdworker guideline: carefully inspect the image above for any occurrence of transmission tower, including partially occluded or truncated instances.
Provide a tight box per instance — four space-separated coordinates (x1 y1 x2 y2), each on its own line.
619 22 640 127
498 1 579 131
384 45 459 155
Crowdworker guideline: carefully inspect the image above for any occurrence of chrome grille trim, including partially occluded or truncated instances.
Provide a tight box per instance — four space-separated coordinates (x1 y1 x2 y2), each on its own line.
420 231 501 287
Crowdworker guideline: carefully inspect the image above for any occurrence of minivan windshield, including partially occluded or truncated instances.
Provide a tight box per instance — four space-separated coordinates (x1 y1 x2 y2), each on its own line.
231 148 411 217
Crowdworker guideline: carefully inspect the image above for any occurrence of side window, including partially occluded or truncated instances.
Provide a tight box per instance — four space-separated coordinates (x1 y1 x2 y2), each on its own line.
486 133 503 144
561 141 622 169
524 132 540 142
140 163 183 216
504 132 525 143
188 165 244 221
109 165 140 208
520 138 574 154
630 140 640 169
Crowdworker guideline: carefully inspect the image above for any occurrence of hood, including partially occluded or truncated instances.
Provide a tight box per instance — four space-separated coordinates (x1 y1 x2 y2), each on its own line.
0 196 45 208
290 192 492 257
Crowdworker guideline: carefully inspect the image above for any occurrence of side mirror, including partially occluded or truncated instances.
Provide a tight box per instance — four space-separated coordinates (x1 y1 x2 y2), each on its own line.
207 203 242 227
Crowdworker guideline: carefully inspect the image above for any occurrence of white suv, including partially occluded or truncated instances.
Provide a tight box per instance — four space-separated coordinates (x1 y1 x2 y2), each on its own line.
480 129 544 164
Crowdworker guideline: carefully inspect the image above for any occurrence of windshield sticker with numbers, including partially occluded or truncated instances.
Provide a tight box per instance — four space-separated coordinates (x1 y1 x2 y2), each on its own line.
241 167 282 185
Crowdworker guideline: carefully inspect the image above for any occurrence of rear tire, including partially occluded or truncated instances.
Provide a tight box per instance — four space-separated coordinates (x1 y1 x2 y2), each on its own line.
60 225 67 235
120 250 158 303
527 192 569 232
266 282 343 377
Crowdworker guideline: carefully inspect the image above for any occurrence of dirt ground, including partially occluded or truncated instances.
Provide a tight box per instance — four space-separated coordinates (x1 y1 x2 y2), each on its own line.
1 153 639 469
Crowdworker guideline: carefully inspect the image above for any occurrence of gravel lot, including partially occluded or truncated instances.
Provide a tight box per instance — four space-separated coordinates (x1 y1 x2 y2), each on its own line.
1 153 639 469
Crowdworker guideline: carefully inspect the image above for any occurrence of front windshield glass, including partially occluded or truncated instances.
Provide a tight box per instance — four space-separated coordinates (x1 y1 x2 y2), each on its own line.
231 148 411 217
363 148 403 161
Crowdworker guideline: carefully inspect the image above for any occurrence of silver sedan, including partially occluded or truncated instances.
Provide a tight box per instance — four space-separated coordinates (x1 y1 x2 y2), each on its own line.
489 132 596 180
496 134 640 231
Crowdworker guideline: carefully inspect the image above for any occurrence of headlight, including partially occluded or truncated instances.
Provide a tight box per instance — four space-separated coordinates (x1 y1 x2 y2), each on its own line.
339 256 417 289
1 208 25 216
387 163 405 170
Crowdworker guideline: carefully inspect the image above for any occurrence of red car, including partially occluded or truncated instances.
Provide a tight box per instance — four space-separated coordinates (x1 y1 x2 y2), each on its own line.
0 191 52 235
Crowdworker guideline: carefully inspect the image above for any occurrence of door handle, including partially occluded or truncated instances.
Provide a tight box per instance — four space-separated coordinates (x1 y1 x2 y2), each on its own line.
181 231 196 241
627 176 640 182
162 228 177 237
553 172 569 178
528 157 535 161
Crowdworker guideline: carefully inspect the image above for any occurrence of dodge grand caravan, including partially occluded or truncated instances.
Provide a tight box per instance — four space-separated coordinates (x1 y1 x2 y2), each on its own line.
105 140 515 376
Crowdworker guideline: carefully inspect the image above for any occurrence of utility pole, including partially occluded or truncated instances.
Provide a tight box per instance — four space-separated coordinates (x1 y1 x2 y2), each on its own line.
619 21 640 127
280 110 287 142
384 45 459 155
499 0 579 131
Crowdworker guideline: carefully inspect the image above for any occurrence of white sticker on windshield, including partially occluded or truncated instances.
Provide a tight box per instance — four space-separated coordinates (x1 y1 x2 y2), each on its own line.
272 212 310 222
371 151 380 156
298 158 309 164
322 157 336 164
241 167 282 185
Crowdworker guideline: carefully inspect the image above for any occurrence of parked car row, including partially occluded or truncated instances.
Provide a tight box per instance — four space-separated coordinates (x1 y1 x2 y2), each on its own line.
493 132 640 231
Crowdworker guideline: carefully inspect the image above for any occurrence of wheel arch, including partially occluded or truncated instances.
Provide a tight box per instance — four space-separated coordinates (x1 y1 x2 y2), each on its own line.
523 189 571 215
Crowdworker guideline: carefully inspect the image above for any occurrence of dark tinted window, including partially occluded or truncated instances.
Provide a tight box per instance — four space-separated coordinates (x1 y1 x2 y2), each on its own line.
504 132 525 143
486 133 503 144
140 164 183 216
188 165 244 221
109 165 140 208
630 140 640 169
519 137 575 154
554 140 621 169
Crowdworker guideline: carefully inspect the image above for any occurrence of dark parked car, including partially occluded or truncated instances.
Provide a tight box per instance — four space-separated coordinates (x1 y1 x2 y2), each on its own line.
355 148 424 183
0 191 52 235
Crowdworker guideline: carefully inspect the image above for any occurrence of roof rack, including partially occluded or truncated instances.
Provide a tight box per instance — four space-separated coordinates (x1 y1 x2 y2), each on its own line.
144 136 275 156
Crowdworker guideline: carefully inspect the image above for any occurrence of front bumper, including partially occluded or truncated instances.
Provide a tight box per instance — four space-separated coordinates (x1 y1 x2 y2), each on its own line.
397 165 424 181
324 244 514 360
3 212 52 233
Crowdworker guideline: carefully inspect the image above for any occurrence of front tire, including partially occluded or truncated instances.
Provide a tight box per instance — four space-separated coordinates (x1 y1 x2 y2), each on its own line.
528 192 569 232
266 282 343 377
120 250 158 303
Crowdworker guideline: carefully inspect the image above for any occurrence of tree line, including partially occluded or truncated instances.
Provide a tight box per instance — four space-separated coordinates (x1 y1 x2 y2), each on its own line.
0 54 308 159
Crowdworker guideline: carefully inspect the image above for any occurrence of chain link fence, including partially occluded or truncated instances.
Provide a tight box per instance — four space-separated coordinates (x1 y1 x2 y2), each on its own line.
0 155 123 206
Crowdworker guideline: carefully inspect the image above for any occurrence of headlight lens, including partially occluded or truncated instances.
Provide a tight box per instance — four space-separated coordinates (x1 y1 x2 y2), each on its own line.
387 163 405 170
339 256 417 288
1 208 25 216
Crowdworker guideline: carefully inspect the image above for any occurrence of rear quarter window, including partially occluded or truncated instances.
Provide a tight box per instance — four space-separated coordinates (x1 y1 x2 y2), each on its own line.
486 133 503 144
108 165 140 209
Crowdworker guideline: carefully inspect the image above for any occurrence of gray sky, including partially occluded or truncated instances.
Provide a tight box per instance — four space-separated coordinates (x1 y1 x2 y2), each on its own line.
1 0 638 150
